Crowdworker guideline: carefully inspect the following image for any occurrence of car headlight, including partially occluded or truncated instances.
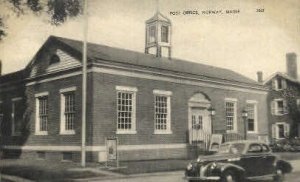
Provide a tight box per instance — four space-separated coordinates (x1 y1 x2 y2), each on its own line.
187 163 193 170
210 162 217 170
197 157 202 162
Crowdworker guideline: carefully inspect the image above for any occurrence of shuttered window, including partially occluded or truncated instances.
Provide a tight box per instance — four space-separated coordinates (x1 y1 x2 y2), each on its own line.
272 123 290 139
271 99 288 115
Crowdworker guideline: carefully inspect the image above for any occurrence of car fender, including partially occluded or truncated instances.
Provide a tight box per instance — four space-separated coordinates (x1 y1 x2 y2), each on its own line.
208 162 245 178
276 160 293 173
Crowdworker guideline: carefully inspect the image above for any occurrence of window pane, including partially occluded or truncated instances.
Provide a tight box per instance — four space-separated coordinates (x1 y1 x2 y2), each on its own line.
161 26 169 42
64 92 75 131
39 96 48 132
117 92 133 130
225 101 235 131
155 95 169 131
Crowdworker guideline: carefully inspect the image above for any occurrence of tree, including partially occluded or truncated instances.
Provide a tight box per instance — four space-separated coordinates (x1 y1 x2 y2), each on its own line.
0 0 82 41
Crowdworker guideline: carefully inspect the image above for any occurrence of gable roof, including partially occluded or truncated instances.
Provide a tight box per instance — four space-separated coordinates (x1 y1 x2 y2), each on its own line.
263 72 300 85
49 36 261 87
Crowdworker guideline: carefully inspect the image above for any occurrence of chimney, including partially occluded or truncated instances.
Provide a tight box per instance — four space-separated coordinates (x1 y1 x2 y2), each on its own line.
286 52 297 79
257 71 263 83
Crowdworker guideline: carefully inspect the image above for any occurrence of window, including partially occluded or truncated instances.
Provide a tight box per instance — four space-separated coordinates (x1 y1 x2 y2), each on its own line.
49 54 60 65
192 115 203 130
60 87 76 135
161 25 169 43
154 90 172 134
35 92 49 135
0 101 3 136
271 99 288 115
246 101 257 133
12 97 23 136
261 144 270 152
272 123 290 139
272 77 287 90
248 144 262 153
116 86 137 134
62 152 72 161
37 151 46 159
225 99 237 132
148 25 156 43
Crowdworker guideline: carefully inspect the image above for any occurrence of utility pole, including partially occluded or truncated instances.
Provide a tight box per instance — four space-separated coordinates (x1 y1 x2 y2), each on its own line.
81 0 88 168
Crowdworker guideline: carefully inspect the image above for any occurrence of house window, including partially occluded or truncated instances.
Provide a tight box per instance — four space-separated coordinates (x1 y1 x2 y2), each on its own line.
272 123 290 139
161 25 169 43
60 87 76 135
272 77 287 90
116 86 137 134
0 101 3 136
271 99 288 115
35 92 49 135
153 90 172 134
12 97 23 136
246 101 257 133
62 152 72 161
225 99 237 132
149 25 156 43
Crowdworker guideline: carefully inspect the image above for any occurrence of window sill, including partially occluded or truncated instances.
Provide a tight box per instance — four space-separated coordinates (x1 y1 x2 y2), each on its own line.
60 130 75 135
116 130 137 134
226 130 237 133
154 130 173 135
35 131 48 136
247 131 257 134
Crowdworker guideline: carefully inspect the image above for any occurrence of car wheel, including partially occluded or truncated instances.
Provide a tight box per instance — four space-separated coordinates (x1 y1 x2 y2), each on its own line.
273 169 285 182
221 170 238 182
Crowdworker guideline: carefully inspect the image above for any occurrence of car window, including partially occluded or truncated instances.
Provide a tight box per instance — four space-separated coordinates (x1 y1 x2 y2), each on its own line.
248 144 262 153
230 143 245 154
261 144 270 152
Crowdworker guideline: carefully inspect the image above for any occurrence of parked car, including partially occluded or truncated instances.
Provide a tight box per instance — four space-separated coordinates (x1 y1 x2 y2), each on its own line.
184 140 292 182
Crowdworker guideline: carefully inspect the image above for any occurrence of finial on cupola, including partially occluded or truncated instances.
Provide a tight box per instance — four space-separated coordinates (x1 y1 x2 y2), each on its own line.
145 0 172 59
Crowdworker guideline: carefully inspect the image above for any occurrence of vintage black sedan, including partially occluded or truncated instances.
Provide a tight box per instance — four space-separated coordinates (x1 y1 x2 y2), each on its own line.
184 140 292 182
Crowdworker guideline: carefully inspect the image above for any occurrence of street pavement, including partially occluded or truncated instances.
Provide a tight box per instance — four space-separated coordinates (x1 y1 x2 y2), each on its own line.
86 160 300 182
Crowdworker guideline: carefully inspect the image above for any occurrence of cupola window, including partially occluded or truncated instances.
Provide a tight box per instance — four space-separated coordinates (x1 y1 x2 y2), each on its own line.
161 25 169 43
149 25 156 43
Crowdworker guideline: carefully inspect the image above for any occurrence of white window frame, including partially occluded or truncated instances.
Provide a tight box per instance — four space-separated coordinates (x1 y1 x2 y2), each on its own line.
225 98 237 133
272 122 290 139
116 86 137 134
273 78 287 91
60 87 76 135
272 99 288 116
246 100 258 133
153 90 172 134
11 97 23 136
35 92 49 135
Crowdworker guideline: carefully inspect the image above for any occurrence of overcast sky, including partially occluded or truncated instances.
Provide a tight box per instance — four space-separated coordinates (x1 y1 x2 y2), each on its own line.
0 0 299 81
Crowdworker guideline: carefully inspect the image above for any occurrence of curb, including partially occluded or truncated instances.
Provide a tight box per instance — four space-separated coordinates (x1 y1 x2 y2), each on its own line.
1 174 34 182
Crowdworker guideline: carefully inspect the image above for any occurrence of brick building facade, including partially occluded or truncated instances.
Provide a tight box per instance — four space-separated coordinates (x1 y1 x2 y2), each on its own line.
0 12 269 162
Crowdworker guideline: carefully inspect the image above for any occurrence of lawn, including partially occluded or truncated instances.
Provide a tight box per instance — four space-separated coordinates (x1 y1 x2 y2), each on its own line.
0 159 106 182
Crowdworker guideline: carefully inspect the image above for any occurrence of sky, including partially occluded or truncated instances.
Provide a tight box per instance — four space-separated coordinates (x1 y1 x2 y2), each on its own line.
0 0 300 81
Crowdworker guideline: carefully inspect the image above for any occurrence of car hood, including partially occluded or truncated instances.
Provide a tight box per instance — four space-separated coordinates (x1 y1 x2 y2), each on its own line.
196 153 240 163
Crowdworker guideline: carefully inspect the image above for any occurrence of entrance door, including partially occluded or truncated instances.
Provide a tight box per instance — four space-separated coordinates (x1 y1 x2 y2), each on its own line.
190 108 211 142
